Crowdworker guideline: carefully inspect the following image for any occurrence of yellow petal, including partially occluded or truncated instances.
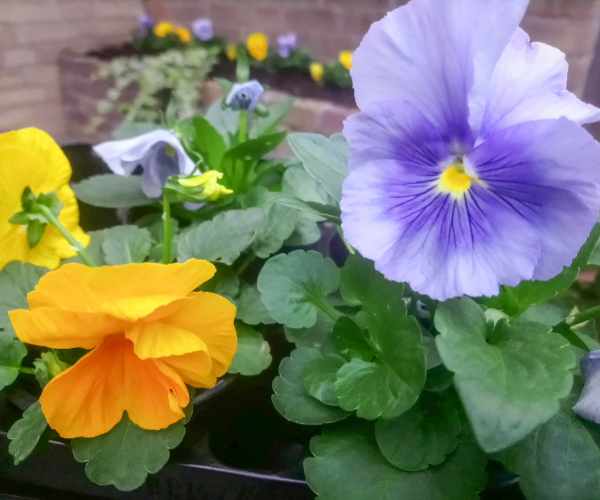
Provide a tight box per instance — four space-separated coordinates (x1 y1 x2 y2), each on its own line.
40 335 189 438
158 292 237 377
0 129 88 270
125 321 208 359
161 351 216 388
9 307 126 349
28 260 216 320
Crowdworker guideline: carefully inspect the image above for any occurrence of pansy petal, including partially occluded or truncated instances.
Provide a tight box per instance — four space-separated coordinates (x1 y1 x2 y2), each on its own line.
9 308 126 349
470 118 600 281
40 336 189 438
574 351 600 424
156 293 237 377
352 0 527 138
28 260 216 320
125 322 208 359
477 29 600 136
93 129 195 176
161 351 216 388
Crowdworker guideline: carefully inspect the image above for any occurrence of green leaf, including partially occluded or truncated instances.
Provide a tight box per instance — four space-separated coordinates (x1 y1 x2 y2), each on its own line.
333 316 373 361
204 266 240 301
285 313 335 349
236 284 275 325
340 254 405 306
72 414 188 491
285 216 321 247
282 165 333 205
0 262 47 336
272 347 350 425
242 188 298 259
375 391 462 471
251 98 293 137
205 101 239 142
435 298 576 453
275 196 341 224
101 225 153 264
220 131 286 171
257 250 340 329
334 290 426 420
177 116 226 168
499 401 600 500
305 422 488 500
73 174 153 208
0 335 27 391
177 208 265 265
26 220 47 248
288 133 348 203
7 402 48 465
485 224 600 316
303 353 346 406
229 323 272 376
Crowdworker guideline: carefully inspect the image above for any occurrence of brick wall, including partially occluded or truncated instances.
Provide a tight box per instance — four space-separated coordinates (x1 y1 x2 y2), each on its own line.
158 0 600 96
0 0 143 141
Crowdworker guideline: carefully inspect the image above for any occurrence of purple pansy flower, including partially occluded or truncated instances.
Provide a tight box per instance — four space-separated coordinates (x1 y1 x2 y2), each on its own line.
226 81 265 111
574 351 600 423
138 14 154 32
277 32 298 58
341 0 600 300
192 18 214 42
94 130 195 199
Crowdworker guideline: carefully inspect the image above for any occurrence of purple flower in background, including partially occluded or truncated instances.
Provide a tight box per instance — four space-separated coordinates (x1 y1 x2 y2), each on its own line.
94 130 195 198
226 80 265 111
192 18 214 42
574 351 600 423
277 32 298 58
138 14 154 32
341 0 600 300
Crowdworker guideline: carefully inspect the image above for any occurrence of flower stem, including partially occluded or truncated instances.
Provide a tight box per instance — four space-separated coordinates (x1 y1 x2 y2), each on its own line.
162 192 174 264
19 367 35 375
36 205 96 266
238 111 249 144
566 305 600 328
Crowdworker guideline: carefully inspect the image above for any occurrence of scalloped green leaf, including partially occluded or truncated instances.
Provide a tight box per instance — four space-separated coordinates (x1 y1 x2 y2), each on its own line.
305 422 487 500
72 413 188 491
73 174 153 208
435 298 576 453
229 323 272 376
7 402 48 465
101 225 153 264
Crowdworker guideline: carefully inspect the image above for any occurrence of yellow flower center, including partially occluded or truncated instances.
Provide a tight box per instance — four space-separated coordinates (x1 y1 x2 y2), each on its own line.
438 162 475 198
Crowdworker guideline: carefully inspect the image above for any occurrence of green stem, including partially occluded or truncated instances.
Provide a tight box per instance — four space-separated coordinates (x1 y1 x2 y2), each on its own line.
19 367 35 375
311 295 342 322
236 253 256 276
566 305 600 328
162 193 174 264
238 110 249 144
37 205 96 266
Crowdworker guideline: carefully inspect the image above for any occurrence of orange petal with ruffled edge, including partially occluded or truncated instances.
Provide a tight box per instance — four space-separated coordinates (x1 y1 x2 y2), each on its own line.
9 308 126 349
124 292 237 374
40 335 189 438
161 351 216 388
28 260 216 321
125 322 209 359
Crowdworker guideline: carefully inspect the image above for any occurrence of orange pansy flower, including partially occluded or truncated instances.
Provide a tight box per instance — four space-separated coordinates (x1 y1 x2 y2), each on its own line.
9 259 237 439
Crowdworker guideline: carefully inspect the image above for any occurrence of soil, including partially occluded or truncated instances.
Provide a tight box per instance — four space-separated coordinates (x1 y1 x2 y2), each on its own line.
86 44 357 109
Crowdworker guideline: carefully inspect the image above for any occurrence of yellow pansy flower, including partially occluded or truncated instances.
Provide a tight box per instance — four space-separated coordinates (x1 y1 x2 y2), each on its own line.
246 32 269 62
175 26 192 44
339 50 353 71
0 128 89 270
225 43 238 61
310 62 325 83
178 170 233 202
9 259 238 439
154 21 175 38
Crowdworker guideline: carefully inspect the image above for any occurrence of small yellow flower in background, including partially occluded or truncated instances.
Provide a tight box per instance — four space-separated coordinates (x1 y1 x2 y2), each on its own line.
225 43 238 61
175 26 192 44
310 62 325 83
246 32 269 61
338 50 353 71
9 259 237 439
154 21 175 38
179 170 233 202
0 128 89 270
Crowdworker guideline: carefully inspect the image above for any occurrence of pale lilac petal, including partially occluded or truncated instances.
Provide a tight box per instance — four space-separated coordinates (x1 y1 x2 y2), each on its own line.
471 118 600 281
192 18 214 41
94 129 195 176
352 0 527 138
574 351 600 424
475 29 600 136
225 81 264 111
